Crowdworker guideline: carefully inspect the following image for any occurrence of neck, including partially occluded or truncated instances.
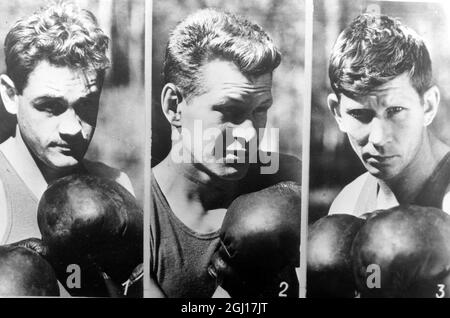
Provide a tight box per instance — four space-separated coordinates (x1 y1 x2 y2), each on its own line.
153 149 237 233
381 131 449 203
35 158 78 184
154 153 237 208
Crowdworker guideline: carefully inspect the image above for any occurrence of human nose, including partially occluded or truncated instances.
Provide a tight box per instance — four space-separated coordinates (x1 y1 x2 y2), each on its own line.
231 119 257 143
59 108 82 136
368 117 390 147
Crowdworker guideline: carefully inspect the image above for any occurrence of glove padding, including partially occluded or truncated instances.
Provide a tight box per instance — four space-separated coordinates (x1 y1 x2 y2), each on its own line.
0 238 59 296
307 214 364 298
352 205 450 298
208 181 301 297
37 174 143 297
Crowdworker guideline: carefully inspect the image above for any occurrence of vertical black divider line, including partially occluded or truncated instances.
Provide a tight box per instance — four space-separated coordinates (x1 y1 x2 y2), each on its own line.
144 0 153 299
300 0 314 299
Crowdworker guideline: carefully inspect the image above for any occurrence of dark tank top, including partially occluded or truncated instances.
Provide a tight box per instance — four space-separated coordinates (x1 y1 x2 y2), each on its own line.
414 151 450 208
150 176 221 298
149 153 302 298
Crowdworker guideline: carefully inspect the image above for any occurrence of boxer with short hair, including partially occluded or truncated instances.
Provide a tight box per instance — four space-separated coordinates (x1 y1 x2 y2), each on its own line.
327 13 450 216
151 8 301 297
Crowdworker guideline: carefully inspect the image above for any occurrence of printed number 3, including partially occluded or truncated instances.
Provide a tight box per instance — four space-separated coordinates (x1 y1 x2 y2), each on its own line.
279 282 289 297
436 284 446 298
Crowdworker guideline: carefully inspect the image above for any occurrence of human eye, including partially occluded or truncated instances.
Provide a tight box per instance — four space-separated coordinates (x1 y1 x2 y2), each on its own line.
74 99 99 124
34 101 65 116
346 109 374 124
216 102 243 121
253 104 270 115
75 100 94 114
219 105 239 118
386 106 405 118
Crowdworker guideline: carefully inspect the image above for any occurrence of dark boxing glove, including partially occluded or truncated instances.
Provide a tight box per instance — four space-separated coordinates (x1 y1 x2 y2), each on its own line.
352 205 450 298
307 214 364 298
37 174 143 297
0 238 59 296
208 181 301 297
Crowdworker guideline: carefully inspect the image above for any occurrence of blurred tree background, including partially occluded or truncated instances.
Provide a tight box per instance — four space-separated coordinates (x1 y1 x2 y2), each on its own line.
152 0 304 167
0 0 145 205
310 0 450 223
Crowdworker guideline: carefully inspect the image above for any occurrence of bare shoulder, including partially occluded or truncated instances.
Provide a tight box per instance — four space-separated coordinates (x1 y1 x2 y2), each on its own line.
328 172 372 215
82 159 135 196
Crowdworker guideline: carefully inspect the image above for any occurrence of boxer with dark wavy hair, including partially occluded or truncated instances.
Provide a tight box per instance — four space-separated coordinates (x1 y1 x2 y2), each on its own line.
0 2 137 296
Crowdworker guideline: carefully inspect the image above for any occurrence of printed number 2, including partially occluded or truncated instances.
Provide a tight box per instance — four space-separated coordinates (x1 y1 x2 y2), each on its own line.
436 284 446 298
279 282 289 297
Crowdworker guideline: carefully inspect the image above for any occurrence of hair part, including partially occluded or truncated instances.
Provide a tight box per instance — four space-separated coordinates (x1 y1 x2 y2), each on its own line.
4 1 110 94
329 13 433 100
163 8 281 99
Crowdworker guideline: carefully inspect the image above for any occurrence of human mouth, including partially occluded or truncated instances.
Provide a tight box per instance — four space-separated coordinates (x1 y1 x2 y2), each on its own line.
224 142 248 163
51 142 74 154
223 150 247 163
363 153 396 165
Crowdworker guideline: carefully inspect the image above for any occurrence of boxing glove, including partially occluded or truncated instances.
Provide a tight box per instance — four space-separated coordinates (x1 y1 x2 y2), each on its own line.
352 205 450 298
0 238 59 296
208 181 301 297
307 214 364 298
37 174 143 297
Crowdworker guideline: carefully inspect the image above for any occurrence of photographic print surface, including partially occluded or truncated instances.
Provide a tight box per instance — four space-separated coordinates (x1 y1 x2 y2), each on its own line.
308 0 450 298
0 0 144 297
150 0 304 298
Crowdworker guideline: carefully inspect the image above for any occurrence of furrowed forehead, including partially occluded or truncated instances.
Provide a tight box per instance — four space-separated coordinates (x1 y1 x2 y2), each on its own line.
199 59 272 90
23 61 101 101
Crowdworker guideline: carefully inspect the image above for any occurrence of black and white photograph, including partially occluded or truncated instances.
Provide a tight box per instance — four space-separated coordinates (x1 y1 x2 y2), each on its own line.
150 0 304 298
308 0 450 298
0 0 144 297
5 0 450 304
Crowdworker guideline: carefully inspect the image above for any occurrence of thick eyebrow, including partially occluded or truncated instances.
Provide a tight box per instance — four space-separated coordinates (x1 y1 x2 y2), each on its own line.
31 96 68 107
73 94 100 106
30 92 99 107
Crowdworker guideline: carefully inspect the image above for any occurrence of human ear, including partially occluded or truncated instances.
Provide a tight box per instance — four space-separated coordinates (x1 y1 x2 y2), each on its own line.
0 74 19 115
327 93 345 132
161 83 183 128
422 85 440 127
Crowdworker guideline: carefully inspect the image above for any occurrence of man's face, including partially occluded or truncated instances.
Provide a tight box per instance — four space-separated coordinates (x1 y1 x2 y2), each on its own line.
334 73 430 181
179 59 273 180
17 60 101 171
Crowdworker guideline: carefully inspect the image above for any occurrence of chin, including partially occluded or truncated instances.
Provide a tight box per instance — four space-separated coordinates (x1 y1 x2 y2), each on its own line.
45 155 81 171
366 166 399 181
